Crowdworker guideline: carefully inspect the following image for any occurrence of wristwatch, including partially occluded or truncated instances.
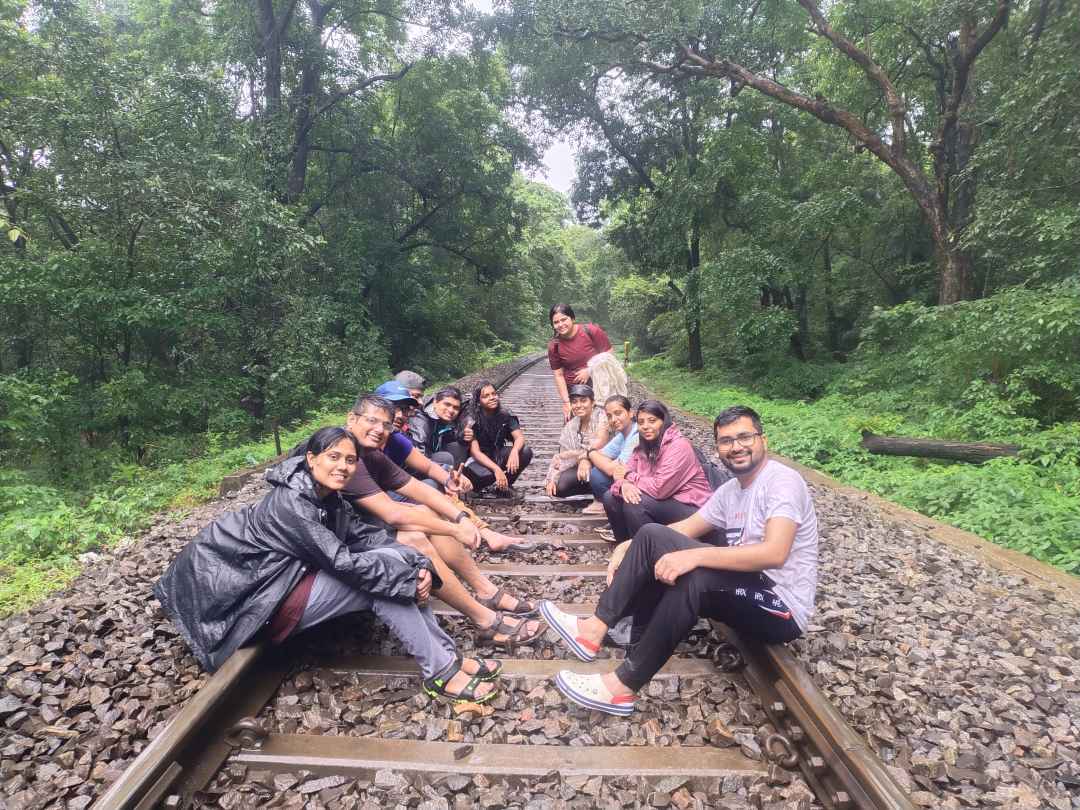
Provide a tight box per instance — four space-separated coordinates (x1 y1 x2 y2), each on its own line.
454 510 470 524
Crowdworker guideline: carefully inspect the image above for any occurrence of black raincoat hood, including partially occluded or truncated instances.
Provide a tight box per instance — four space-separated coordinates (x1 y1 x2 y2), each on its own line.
153 455 432 671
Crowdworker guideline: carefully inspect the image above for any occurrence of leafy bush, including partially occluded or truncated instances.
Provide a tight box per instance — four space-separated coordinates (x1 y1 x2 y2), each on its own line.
845 281 1080 431
635 356 1080 574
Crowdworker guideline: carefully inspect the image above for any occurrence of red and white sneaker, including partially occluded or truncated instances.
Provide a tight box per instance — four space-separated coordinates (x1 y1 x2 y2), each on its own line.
539 601 599 662
554 670 636 716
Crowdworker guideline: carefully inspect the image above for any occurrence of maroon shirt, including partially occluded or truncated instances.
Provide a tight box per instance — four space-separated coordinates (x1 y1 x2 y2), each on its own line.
547 323 612 381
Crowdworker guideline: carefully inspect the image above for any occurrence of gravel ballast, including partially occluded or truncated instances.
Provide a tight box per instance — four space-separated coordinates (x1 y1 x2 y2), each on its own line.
0 357 1077 810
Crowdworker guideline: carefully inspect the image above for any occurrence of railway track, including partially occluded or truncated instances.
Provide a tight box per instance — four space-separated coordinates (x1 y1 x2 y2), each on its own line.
93 358 915 810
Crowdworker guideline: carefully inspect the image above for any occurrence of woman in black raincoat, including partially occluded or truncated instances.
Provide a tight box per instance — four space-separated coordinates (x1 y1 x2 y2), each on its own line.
154 427 500 703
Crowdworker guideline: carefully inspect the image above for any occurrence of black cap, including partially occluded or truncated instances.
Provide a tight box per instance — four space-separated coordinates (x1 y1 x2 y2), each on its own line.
567 384 595 399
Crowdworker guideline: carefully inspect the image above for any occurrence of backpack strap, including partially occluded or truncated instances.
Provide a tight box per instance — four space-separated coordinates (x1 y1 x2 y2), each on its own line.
582 323 596 351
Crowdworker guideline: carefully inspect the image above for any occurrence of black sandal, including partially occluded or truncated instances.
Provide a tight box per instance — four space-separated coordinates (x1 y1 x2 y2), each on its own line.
476 586 538 617
461 653 502 682
423 658 500 705
474 611 545 651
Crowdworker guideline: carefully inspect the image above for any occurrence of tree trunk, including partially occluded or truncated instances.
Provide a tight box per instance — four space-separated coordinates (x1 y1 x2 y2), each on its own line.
793 282 809 360
823 237 841 353
286 0 330 203
685 224 703 370
860 431 1019 463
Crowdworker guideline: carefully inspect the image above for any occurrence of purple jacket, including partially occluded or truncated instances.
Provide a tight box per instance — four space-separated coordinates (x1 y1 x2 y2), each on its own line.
611 424 712 507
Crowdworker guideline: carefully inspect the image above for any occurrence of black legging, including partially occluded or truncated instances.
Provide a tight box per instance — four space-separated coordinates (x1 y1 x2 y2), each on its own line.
596 523 802 691
464 445 534 490
552 465 591 497
601 489 699 543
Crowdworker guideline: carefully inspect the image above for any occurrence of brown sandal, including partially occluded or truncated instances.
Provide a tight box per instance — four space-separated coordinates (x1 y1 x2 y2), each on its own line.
477 586 538 617
474 611 544 651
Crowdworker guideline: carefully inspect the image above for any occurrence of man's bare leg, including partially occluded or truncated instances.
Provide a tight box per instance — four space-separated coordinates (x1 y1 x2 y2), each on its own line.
428 533 538 621
396 531 540 640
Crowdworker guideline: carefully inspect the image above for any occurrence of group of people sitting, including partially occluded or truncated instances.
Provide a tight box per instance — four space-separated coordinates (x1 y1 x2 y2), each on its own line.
154 305 818 714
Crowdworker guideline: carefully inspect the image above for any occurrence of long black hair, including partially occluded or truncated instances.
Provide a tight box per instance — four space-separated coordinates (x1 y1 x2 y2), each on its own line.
634 400 673 465
548 303 575 336
469 379 504 446
305 426 361 458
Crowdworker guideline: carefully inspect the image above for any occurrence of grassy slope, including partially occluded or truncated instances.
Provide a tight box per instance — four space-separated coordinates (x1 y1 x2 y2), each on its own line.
0 405 346 616
633 357 1080 574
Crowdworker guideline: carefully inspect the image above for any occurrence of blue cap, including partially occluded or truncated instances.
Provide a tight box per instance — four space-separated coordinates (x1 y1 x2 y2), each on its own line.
375 381 420 407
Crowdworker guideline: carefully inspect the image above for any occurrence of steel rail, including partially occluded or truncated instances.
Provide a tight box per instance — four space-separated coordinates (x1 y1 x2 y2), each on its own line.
92 356 550 810
94 352 917 810
719 623 916 810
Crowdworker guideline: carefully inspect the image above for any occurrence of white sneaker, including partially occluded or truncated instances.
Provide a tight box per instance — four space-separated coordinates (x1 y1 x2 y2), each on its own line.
538 601 598 662
554 670 636 716
581 500 605 515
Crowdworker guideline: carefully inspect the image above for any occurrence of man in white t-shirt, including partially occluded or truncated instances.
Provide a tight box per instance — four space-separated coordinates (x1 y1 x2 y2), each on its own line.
540 405 818 716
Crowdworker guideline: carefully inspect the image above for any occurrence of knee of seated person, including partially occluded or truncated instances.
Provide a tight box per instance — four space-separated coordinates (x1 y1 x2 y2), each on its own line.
631 522 665 548
397 530 435 556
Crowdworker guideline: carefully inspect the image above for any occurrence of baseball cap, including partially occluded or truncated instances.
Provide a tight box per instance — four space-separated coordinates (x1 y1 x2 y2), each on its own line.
374 381 420 407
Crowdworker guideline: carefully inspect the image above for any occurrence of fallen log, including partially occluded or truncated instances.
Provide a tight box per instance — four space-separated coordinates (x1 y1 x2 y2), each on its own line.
860 431 1020 464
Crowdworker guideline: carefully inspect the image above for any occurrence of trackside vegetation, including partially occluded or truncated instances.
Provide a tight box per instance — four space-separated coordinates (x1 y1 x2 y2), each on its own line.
2 1 1079 607
634 332 1080 574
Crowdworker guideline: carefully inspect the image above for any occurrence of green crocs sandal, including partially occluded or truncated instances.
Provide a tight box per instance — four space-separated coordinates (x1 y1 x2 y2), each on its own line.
423 658 500 705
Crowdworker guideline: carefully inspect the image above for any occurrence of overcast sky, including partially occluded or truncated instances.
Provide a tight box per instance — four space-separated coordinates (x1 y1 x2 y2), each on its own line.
468 0 576 196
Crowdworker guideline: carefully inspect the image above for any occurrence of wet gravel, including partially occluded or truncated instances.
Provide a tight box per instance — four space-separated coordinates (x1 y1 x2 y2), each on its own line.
0 356 546 810
2 357 1077 810
630 380 1080 810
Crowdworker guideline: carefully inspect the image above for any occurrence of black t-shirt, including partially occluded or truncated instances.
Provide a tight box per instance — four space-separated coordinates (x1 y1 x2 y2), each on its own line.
342 449 412 500
475 410 522 457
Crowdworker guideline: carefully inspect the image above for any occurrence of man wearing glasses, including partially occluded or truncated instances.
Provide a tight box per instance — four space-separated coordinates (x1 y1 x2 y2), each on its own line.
541 405 819 716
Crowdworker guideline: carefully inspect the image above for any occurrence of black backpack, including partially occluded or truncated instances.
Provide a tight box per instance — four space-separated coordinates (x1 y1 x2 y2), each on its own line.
693 444 733 491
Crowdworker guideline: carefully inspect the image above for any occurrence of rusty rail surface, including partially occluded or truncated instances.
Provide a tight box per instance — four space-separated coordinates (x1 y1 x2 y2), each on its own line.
94 353 915 810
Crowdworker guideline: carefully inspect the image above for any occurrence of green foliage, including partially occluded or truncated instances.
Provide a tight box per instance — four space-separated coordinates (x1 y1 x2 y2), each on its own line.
0 403 344 615
636 356 1080 574
845 281 1080 430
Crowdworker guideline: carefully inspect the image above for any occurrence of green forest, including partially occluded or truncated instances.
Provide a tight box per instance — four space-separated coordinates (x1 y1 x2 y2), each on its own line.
1 0 1078 611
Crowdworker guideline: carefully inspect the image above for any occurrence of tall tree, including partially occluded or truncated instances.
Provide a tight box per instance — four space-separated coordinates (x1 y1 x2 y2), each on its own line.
502 0 1064 305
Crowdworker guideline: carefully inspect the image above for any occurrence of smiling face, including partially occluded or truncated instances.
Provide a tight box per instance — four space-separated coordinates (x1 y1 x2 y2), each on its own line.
551 311 575 338
478 385 499 412
569 394 594 419
306 437 358 493
715 416 768 479
637 410 665 442
432 394 461 422
346 404 394 449
605 401 632 433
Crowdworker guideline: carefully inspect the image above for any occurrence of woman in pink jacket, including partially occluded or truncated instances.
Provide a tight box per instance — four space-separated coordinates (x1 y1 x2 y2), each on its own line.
601 400 712 543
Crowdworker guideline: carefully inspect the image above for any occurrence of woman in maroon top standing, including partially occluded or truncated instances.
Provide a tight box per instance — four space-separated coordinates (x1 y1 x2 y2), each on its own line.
548 303 614 421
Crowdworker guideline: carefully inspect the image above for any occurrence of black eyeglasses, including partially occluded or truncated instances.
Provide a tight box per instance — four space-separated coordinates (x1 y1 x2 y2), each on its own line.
716 432 761 451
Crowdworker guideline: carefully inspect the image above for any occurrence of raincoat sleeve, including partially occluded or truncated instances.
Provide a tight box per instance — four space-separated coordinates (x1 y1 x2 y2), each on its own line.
280 493 425 601
407 413 432 456
626 435 703 500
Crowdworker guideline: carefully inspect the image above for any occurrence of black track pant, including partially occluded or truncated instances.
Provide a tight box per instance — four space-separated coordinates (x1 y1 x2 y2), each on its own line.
601 489 699 543
464 445 534 490
595 523 802 691
553 465 591 497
